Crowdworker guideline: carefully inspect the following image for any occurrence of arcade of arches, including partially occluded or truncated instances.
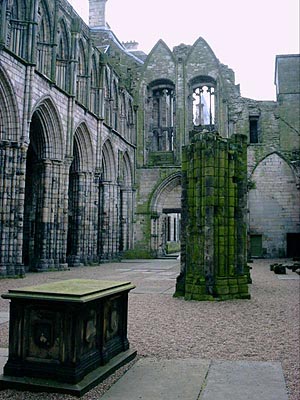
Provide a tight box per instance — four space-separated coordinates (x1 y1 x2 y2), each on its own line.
0 0 299 277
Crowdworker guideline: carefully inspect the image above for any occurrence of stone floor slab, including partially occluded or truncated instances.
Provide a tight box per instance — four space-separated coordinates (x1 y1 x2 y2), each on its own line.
100 358 210 400
199 360 289 400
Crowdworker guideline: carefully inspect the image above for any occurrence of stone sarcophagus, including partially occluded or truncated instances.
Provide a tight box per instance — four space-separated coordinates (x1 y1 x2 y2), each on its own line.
0 279 136 396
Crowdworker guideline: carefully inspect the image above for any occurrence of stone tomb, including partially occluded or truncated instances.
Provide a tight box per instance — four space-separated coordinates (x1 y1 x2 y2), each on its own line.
0 279 136 396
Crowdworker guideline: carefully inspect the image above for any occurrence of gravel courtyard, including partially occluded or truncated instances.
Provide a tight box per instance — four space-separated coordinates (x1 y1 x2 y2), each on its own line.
0 258 299 400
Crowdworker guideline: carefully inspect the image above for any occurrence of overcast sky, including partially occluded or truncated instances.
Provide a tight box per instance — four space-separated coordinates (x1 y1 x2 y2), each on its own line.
69 0 299 100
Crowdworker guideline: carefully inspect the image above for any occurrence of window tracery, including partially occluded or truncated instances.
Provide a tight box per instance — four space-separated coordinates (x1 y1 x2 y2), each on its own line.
147 81 175 152
191 77 216 131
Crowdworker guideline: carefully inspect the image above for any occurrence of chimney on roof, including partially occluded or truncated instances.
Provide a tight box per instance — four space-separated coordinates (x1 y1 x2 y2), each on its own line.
89 0 108 28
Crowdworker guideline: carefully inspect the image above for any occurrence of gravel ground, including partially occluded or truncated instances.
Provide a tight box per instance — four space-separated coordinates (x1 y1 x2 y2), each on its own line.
0 259 299 400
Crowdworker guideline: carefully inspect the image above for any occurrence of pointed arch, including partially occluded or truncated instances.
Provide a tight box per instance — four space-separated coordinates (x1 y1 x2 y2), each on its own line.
36 0 52 77
31 96 64 160
120 151 133 186
101 140 116 181
0 65 20 141
249 152 300 258
72 122 95 172
112 78 119 130
56 18 70 91
8 0 28 59
150 172 181 213
150 172 182 256
76 39 88 104
90 53 99 114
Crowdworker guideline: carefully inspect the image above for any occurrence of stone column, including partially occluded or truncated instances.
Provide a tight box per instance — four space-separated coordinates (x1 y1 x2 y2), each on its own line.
175 131 250 300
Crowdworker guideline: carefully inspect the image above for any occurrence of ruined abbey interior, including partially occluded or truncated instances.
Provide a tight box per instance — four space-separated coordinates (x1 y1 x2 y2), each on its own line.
0 0 299 277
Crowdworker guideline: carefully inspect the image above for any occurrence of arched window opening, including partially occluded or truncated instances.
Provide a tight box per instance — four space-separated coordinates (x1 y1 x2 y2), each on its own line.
90 55 98 114
8 0 28 59
112 80 118 130
192 85 215 129
148 80 175 152
56 21 69 92
36 1 52 77
104 69 110 124
76 40 87 105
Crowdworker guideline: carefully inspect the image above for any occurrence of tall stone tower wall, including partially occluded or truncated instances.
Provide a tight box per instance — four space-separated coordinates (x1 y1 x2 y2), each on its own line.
175 131 250 301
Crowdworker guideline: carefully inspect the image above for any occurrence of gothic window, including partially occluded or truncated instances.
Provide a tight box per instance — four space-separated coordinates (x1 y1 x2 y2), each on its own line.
148 80 175 152
56 20 69 92
112 80 118 130
90 54 98 114
36 1 52 77
191 76 216 131
120 92 127 137
8 0 28 59
249 116 259 143
76 40 87 105
127 99 134 143
104 68 110 124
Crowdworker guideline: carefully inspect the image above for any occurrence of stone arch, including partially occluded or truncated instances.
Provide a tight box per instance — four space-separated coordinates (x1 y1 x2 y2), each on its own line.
150 172 182 256
8 0 28 59
72 122 94 172
36 0 52 76
0 65 20 141
98 139 118 259
248 152 300 258
67 123 96 266
23 96 66 271
119 152 134 251
56 18 70 91
90 54 99 114
0 65 23 276
146 78 175 154
31 96 64 160
101 139 116 181
76 38 88 104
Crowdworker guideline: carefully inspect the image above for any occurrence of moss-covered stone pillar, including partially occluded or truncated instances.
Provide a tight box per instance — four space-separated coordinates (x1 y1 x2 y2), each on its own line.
175 131 250 300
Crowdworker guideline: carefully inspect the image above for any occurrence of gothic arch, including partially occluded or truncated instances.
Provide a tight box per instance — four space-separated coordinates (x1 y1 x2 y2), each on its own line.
249 152 300 258
101 139 116 181
250 151 298 183
90 54 99 114
72 122 94 172
76 39 88 104
8 0 28 59
0 65 20 141
120 151 133 186
31 96 64 160
150 172 182 256
36 0 52 76
56 18 70 91
150 172 181 213
119 152 134 252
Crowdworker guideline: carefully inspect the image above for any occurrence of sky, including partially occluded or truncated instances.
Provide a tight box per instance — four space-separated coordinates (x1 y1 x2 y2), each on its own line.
69 0 299 100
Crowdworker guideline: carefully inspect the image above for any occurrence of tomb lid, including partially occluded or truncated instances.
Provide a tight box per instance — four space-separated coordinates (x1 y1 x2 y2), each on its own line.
2 279 135 303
